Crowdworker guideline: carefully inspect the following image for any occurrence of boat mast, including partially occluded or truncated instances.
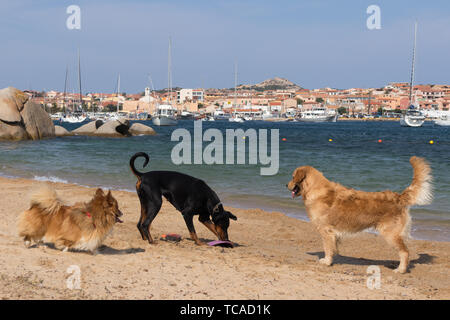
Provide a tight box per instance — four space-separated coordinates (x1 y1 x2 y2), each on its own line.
63 64 69 114
117 73 121 112
409 22 417 105
168 37 172 106
234 61 237 113
77 48 82 112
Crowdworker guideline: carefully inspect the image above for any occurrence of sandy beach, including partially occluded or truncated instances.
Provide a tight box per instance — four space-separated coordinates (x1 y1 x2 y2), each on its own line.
0 176 448 300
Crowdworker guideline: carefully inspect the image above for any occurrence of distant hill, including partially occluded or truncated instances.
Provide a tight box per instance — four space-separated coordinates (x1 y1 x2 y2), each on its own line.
237 77 302 91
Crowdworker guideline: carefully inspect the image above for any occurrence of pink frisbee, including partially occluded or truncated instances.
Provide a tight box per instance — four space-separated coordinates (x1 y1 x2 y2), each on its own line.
207 240 234 248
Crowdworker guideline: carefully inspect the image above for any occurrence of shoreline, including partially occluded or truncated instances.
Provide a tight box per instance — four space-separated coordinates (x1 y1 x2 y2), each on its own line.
0 176 449 299
3 172 449 243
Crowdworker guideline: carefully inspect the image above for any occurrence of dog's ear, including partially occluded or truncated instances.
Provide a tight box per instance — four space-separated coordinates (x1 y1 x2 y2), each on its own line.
106 190 114 203
294 167 307 184
227 211 237 221
95 188 105 198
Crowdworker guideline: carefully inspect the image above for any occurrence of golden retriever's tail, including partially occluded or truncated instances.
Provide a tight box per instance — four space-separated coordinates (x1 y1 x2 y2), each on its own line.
400 156 433 206
29 186 63 214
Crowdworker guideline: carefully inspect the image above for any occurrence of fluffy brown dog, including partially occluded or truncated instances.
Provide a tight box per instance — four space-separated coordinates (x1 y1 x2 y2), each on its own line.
18 187 123 254
287 156 432 273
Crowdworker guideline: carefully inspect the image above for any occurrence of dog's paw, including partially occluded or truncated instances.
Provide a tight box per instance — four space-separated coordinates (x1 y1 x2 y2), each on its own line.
393 267 407 274
319 258 333 266
24 240 31 248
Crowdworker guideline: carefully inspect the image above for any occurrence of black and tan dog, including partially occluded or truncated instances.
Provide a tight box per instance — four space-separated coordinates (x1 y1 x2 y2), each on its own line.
130 152 237 245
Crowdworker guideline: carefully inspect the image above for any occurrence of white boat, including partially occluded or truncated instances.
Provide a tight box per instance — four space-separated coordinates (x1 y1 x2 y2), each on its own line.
108 112 127 122
298 107 338 122
180 110 195 120
50 112 63 121
61 113 87 123
262 110 274 120
228 115 245 123
400 22 425 128
201 116 215 121
400 106 426 127
434 115 450 126
213 110 231 120
227 63 244 123
152 105 178 126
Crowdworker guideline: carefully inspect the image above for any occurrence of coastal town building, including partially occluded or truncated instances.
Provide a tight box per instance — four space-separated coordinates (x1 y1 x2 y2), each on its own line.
28 78 450 118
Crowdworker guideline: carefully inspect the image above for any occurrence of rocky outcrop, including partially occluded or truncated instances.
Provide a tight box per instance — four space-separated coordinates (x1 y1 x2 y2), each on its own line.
0 87 55 141
129 123 156 136
21 100 55 140
72 120 102 135
237 77 302 91
70 120 155 137
54 125 72 137
94 120 131 137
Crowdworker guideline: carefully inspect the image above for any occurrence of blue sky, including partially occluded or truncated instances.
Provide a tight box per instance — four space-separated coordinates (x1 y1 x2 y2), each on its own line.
0 0 449 93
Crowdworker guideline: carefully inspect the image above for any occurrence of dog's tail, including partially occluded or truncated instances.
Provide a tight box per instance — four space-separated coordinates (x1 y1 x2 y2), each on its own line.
29 186 63 215
130 152 150 178
400 156 433 206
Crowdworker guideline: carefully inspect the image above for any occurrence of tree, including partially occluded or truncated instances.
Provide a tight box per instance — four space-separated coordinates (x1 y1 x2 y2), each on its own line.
377 107 383 115
104 104 117 112
296 98 304 105
337 107 347 115
315 97 324 103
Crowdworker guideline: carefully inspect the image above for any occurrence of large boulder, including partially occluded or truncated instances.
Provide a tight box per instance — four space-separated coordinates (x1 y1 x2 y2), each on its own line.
21 100 55 139
0 87 28 122
94 120 131 137
0 120 28 140
0 87 55 141
129 123 156 136
72 120 102 135
54 125 72 137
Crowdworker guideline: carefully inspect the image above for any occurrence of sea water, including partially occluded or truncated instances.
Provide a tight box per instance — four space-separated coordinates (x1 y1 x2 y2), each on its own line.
0 120 449 241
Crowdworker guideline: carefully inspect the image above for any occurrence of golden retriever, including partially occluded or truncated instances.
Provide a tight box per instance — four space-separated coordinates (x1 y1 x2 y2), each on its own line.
18 187 123 254
287 156 432 273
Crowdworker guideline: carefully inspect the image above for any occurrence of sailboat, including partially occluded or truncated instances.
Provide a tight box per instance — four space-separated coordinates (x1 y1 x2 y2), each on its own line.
152 38 178 126
434 115 450 126
400 22 426 127
61 50 87 123
109 74 126 122
228 62 245 123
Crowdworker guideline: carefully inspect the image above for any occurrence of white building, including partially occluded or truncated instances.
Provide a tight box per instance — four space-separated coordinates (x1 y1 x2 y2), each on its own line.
177 89 204 103
139 87 156 103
